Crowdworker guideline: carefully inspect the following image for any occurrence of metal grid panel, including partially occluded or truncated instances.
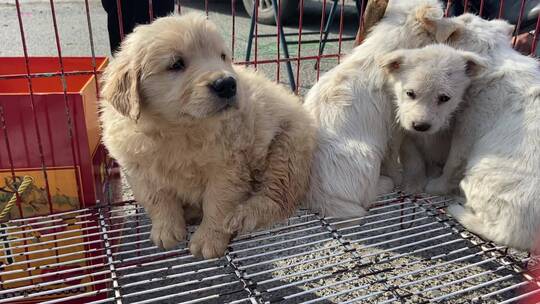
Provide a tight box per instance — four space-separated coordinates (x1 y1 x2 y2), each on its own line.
1 193 538 303
2 1 540 303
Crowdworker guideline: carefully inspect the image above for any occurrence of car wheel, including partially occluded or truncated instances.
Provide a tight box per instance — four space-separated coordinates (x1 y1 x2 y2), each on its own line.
242 0 299 25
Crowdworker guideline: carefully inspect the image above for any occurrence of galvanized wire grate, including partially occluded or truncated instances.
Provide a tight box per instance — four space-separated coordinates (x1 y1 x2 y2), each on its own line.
1 193 538 303
2 1 540 303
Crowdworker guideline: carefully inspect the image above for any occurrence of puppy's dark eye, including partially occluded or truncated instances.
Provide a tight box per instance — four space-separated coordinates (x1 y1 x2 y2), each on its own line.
221 53 227 61
438 95 451 103
169 58 185 71
406 90 416 99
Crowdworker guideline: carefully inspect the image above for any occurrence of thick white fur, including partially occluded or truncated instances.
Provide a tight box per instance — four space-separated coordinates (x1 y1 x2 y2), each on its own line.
380 44 487 193
426 14 540 251
303 0 451 217
99 14 316 258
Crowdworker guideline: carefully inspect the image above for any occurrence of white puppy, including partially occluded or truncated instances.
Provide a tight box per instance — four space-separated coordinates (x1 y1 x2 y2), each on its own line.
303 0 458 217
425 14 540 251
380 44 487 194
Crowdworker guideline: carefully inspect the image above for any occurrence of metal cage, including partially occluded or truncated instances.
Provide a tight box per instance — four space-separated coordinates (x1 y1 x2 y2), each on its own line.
1 0 540 303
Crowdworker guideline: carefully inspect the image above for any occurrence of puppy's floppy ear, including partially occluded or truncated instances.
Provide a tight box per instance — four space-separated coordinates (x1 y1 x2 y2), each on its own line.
101 52 142 121
459 50 488 78
378 50 405 74
416 5 462 42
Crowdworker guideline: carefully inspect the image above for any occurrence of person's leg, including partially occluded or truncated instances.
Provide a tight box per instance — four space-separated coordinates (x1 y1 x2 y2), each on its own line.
132 0 150 27
101 0 139 54
122 0 145 43
444 0 465 17
103 0 172 55
101 0 122 54
132 0 174 26
153 0 175 18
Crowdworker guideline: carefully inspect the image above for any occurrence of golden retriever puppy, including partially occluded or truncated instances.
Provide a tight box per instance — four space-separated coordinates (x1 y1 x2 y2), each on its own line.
99 13 316 259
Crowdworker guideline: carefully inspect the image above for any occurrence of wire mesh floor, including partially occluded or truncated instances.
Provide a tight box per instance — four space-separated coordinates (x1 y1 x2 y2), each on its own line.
1 193 539 304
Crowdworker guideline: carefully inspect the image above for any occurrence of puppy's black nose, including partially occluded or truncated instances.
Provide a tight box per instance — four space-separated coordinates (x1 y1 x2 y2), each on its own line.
412 122 431 132
210 76 236 99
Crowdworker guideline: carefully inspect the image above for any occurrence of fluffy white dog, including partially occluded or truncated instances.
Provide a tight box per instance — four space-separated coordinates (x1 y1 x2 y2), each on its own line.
99 14 316 258
303 0 457 217
380 44 487 194
424 14 540 251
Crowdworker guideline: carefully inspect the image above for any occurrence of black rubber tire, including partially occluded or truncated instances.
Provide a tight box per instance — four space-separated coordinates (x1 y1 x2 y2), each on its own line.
242 0 299 25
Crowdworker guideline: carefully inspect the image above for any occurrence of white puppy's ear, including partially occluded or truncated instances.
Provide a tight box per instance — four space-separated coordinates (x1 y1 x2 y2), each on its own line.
415 4 444 27
101 54 142 121
490 19 515 38
434 19 463 43
459 51 488 78
378 50 405 74
416 5 462 43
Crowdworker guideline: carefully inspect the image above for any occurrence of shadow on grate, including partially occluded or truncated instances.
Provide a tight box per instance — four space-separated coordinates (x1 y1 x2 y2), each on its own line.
1 194 539 304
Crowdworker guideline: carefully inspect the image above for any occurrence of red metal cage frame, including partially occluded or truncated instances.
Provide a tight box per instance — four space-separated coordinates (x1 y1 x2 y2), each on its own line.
1 1 540 303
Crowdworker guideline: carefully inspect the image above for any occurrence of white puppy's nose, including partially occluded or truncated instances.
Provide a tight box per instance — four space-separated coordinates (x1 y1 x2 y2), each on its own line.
210 76 237 99
412 122 431 132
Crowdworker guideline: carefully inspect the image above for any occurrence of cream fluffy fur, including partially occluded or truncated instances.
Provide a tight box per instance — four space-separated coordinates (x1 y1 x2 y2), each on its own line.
303 0 453 217
425 14 540 251
99 13 316 258
380 44 487 193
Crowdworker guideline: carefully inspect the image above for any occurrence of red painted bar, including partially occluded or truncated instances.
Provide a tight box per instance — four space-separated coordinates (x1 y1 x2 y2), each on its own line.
296 0 305 95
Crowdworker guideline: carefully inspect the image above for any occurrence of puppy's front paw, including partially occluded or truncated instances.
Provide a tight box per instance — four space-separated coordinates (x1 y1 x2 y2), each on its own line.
150 218 187 250
385 167 403 187
446 203 466 219
377 176 395 195
224 205 258 234
403 181 425 194
189 227 230 259
390 172 403 188
425 177 451 194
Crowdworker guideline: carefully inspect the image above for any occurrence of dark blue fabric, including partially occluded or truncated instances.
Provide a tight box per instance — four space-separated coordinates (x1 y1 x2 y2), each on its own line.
101 0 175 54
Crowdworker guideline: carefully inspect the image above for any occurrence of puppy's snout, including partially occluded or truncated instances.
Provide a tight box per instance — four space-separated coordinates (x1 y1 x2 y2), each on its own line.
210 76 237 99
412 122 431 132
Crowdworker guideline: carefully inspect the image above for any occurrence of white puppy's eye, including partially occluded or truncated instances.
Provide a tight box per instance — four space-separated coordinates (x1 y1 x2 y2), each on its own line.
221 53 227 61
406 90 416 99
438 94 451 104
169 58 185 71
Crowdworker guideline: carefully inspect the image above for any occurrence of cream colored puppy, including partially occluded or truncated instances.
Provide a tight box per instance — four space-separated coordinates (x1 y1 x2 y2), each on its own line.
99 13 316 259
380 44 487 193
